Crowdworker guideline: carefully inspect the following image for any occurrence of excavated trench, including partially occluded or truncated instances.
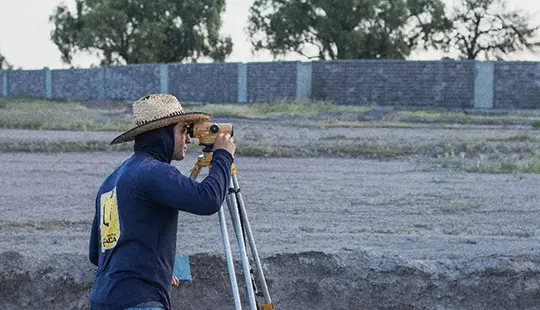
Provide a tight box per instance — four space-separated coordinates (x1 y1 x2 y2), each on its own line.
1 251 540 310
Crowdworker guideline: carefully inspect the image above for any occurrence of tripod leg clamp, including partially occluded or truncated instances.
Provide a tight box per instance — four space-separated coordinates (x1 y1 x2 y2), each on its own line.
228 187 240 194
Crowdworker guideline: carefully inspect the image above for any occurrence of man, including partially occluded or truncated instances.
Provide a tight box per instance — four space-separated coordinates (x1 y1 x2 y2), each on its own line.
88 94 235 310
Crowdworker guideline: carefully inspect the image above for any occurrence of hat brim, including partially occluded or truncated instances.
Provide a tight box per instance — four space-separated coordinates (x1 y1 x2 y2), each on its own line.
110 112 212 145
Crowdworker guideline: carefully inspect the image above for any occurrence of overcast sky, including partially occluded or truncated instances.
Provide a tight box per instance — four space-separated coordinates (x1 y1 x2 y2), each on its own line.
0 0 539 70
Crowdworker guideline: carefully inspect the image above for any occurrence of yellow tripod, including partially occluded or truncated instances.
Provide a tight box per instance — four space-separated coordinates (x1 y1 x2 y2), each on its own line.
189 147 274 310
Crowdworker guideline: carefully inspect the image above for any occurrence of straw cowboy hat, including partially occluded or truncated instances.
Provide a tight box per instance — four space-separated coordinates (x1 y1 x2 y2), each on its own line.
110 94 211 144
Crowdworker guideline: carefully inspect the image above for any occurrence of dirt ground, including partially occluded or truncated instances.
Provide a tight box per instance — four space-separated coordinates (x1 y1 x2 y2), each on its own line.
1 118 540 309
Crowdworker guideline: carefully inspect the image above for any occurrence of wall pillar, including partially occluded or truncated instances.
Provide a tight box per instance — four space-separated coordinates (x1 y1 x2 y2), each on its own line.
474 61 494 109
99 67 106 100
160 64 169 94
296 62 312 103
1 70 7 97
237 63 247 103
44 67 52 99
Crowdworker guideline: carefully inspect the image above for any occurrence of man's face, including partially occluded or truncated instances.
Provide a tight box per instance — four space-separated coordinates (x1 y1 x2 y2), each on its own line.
172 122 191 161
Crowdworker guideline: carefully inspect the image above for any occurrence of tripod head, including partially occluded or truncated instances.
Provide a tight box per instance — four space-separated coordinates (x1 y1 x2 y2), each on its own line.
187 122 234 152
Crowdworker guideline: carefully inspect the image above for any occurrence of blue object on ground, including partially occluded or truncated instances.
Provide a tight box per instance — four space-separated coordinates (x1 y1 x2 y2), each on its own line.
174 254 192 282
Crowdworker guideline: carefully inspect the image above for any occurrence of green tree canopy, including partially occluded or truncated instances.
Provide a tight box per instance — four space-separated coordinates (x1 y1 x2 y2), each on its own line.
0 52 13 69
49 0 233 65
441 0 540 60
247 0 451 60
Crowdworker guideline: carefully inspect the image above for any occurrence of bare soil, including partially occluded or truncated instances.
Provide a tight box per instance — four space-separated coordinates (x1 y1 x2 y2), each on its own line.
1 118 540 309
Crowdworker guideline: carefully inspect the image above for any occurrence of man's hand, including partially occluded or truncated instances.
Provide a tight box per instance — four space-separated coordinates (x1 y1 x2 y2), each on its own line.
214 133 235 156
172 276 179 287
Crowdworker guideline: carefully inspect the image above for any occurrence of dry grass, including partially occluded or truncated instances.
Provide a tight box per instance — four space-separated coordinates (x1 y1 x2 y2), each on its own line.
186 100 370 117
441 202 482 214
0 99 372 131
0 220 89 231
287 120 422 129
398 110 540 121
0 140 133 153
467 157 540 174
0 99 132 131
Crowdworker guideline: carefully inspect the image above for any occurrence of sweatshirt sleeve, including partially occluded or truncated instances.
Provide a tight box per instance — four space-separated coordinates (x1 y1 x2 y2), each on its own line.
89 206 100 266
147 149 234 215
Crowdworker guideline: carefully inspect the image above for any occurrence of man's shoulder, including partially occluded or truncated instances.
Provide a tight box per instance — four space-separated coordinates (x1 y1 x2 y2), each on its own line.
100 155 173 186
130 154 179 178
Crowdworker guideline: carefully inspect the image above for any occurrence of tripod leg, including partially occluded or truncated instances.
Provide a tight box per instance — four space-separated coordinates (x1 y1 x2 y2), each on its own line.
231 174 273 305
190 171 243 310
218 205 243 310
226 180 258 310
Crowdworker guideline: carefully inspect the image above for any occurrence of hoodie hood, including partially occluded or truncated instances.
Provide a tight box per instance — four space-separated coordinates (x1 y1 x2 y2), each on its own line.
134 125 175 163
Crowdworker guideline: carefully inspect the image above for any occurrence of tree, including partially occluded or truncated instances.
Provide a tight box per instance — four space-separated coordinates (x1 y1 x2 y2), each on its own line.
443 0 540 60
49 0 233 65
247 0 451 60
0 53 13 70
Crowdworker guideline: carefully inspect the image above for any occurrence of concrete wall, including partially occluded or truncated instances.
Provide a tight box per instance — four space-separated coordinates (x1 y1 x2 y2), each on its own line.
247 61 298 102
168 62 239 103
1 60 540 109
494 62 540 109
8 69 46 98
52 68 104 100
312 60 475 108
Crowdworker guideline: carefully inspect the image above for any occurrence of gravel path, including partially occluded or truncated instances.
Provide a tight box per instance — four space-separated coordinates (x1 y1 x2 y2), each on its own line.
2 151 539 261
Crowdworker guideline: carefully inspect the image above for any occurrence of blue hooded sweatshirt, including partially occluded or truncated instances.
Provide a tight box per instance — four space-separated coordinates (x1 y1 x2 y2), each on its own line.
88 125 233 310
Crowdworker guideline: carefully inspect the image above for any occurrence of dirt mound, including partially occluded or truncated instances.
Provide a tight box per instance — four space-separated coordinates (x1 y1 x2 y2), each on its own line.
1 250 539 310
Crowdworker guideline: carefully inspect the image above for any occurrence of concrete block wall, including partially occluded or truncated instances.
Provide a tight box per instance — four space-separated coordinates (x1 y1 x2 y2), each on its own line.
312 60 475 107
52 68 104 100
168 63 238 103
8 70 46 98
494 62 540 108
105 64 162 100
246 61 297 102
1 60 540 109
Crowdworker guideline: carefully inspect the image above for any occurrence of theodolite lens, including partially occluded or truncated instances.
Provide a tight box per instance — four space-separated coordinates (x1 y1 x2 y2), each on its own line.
210 124 219 133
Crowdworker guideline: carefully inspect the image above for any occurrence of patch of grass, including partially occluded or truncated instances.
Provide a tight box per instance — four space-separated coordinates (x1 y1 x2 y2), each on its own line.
490 230 535 238
412 223 433 230
399 110 474 120
0 100 132 131
426 140 494 159
467 156 540 174
235 143 293 157
182 103 257 117
287 120 477 129
318 134 348 140
485 134 538 142
531 120 540 129
441 202 482 214
0 220 89 231
0 99 374 131
399 110 540 121
287 120 421 128
0 140 133 153
323 143 410 158
373 228 395 234
242 130 265 141
184 100 370 117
